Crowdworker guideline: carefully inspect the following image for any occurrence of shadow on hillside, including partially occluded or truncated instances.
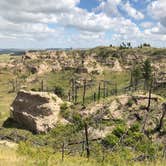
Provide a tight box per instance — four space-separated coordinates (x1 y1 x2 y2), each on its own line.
3 118 26 130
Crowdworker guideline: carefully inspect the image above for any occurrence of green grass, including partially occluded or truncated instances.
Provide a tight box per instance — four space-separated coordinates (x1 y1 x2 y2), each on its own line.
0 70 16 125
0 144 165 166
26 70 130 105
0 54 11 62
0 52 165 166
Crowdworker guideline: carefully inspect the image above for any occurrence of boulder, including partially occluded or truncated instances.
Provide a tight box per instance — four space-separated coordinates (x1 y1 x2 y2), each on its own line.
10 90 66 133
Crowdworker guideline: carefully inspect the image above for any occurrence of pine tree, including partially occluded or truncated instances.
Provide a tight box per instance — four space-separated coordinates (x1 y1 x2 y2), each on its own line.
132 65 142 90
143 59 152 90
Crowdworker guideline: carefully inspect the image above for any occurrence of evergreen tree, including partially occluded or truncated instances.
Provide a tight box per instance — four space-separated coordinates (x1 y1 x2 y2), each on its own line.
132 65 142 90
143 59 152 90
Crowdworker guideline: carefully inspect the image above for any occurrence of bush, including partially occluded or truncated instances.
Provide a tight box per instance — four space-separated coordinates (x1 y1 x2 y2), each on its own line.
136 141 157 157
129 123 140 132
54 86 65 97
124 132 143 146
60 102 70 119
126 99 134 107
72 112 84 130
102 134 119 148
112 126 126 138
60 102 68 111
139 105 147 110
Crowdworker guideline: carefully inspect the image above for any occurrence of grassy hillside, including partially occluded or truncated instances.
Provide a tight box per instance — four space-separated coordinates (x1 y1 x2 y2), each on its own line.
0 48 165 166
0 144 166 166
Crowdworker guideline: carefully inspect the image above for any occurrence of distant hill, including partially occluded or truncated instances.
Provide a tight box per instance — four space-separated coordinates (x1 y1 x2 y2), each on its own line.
0 49 26 55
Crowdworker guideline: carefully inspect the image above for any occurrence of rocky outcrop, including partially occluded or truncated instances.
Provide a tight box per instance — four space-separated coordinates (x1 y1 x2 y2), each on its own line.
22 51 104 75
81 93 163 129
27 62 52 75
10 90 67 133
111 59 123 72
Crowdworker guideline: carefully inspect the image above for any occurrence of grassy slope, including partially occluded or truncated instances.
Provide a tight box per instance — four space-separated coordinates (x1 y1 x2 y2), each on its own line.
0 145 165 166
0 55 16 125
0 50 165 165
28 70 130 103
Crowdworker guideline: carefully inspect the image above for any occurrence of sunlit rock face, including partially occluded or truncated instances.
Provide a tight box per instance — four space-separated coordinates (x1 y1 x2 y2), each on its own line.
10 90 65 133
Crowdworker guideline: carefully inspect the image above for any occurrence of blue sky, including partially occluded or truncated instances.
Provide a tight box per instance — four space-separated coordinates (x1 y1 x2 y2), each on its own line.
0 0 165 48
79 0 99 11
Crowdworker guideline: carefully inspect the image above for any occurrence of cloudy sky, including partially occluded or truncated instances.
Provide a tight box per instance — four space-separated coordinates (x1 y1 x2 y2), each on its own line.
0 0 165 48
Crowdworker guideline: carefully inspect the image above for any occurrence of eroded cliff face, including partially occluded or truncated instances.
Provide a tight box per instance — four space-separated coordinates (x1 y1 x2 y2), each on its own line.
22 48 166 72
5 48 166 87
10 90 67 133
22 50 104 76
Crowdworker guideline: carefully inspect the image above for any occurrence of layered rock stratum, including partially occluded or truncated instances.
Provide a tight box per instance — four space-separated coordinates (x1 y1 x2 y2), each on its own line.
10 90 66 133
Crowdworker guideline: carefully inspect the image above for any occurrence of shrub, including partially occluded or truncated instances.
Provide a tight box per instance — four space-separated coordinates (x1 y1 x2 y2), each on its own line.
112 125 126 138
136 141 156 157
139 105 147 110
54 86 65 97
60 102 68 111
124 132 143 146
102 134 119 148
72 112 84 130
129 123 140 132
126 99 134 107
60 102 70 119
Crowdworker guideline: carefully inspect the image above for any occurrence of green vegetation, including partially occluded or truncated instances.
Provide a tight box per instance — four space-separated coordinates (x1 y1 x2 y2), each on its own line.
143 59 153 89
0 47 165 166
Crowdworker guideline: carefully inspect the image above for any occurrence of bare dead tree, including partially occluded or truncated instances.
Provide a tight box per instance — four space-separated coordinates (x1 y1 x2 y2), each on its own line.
163 143 166 159
141 79 153 133
102 146 106 163
81 131 85 156
98 82 101 102
71 78 75 102
130 69 133 88
155 103 166 132
61 142 65 161
75 84 78 104
41 80 44 91
106 83 108 97
103 81 106 98
82 79 87 106
114 82 117 96
84 122 90 158
93 92 96 102
68 91 71 102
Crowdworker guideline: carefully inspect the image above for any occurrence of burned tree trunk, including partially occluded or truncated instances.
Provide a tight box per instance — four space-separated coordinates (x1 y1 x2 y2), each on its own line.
41 80 44 91
93 92 96 102
155 103 166 132
71 78 75 102
130 70 133 88
98 83 101 102
103 81 107 98
82 79 87 106
84 122 90 158
114 82 117 96
142 79 153 133
68 91 71 102
61 142 65 161
75 85 78 104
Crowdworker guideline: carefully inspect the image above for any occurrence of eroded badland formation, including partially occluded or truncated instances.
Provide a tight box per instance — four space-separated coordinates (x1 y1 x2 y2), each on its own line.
0 46 166 165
